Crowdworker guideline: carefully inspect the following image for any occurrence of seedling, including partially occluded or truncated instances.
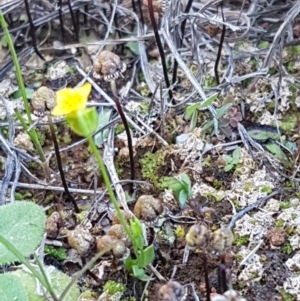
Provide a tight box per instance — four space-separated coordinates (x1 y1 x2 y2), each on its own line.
224 147 241 172
168 173 192 208
124 218 155 281
185 93 218 131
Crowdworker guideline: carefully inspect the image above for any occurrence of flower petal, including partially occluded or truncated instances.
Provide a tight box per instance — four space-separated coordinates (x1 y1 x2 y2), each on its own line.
75 83 92 104
51 83 92 116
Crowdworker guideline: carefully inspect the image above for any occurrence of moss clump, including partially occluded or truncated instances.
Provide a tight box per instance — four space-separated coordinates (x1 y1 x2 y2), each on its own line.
202 192 222 202
234 235 249 246
36 130 46 146
280 202 292 209
14 191 32 200
140 151 170 190
278 288 294 301
212 179 223 189
103 280 125 296
44 246 67 261
115 123 125 135
275 219 285 228
281 243 293 255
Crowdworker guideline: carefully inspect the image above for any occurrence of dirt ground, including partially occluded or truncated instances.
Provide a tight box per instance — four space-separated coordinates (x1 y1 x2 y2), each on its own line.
1 0 300 300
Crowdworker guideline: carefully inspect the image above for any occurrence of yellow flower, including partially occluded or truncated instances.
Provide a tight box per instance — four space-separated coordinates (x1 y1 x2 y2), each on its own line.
51 83 92 116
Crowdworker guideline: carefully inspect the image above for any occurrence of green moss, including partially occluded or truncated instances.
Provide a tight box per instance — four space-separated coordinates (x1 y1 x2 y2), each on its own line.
235 253 243 263
203 155 211 167
287 45 300 57
115 123 125 135
202 192 222 202
76 210 88 223
233 235 249 246
36 130 46 146
261 186 272 193
203 77 217 88
275 219 285 228
44 246 67 261
244 182 253 192
286 227 295 235
280 113 298 132
60 132 72 144
281 243 293 255
14 191 32 200
103 280 125 296
280 202 292 209
260 255 267 262
212 179 223 190
139 101 150 114
279 288 295 301
140 151 167 190
28 162 42 170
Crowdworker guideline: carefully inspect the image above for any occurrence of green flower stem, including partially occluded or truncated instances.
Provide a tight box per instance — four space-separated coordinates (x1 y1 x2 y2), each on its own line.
0 13 45 162
87 135 138 254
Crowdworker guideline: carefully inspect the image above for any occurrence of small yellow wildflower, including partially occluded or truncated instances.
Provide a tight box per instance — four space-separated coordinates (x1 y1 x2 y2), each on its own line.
175 225 185 238
51 83 92 116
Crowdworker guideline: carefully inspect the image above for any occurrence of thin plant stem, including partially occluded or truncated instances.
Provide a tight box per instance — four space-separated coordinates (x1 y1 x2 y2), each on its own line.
214 4 226 86
0 14 32 123
59 246 112 301
35 255 59 301
58 0 65 42
0 235 48 288
0 13 46 162
47 115 80 213
172 0 194 85
202 253 211 301
24 0 45 61
87 135 138 255
68 0 79 41
111 81 135 193
147 0 173 101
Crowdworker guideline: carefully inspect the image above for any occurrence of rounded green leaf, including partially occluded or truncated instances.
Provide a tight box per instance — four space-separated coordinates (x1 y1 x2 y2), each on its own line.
66 108 98 137
0 273 29 301
12 266 80 301
0 201 46 264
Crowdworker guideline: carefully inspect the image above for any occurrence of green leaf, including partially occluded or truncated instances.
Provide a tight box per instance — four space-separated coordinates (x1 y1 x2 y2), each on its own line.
124 257 137 271
178 190 188 208
231 147 241 164
264 143 288 161
168 177 182 191
12 266 80 301
12 88 34 100
94 109 112 147
201 103 232 133
258 41 269 49
248 129 280 142
0 35 8 47
185 93 219 119
132 265 153 281
129 218 144 250
125 41 140 55
189 110 198 131
223 155 233 164
0 201 46 264
137 245 154 268
199 93 219 108
224 164 234 172
0 273 28 301
185 103 199 119
216 103 232 119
